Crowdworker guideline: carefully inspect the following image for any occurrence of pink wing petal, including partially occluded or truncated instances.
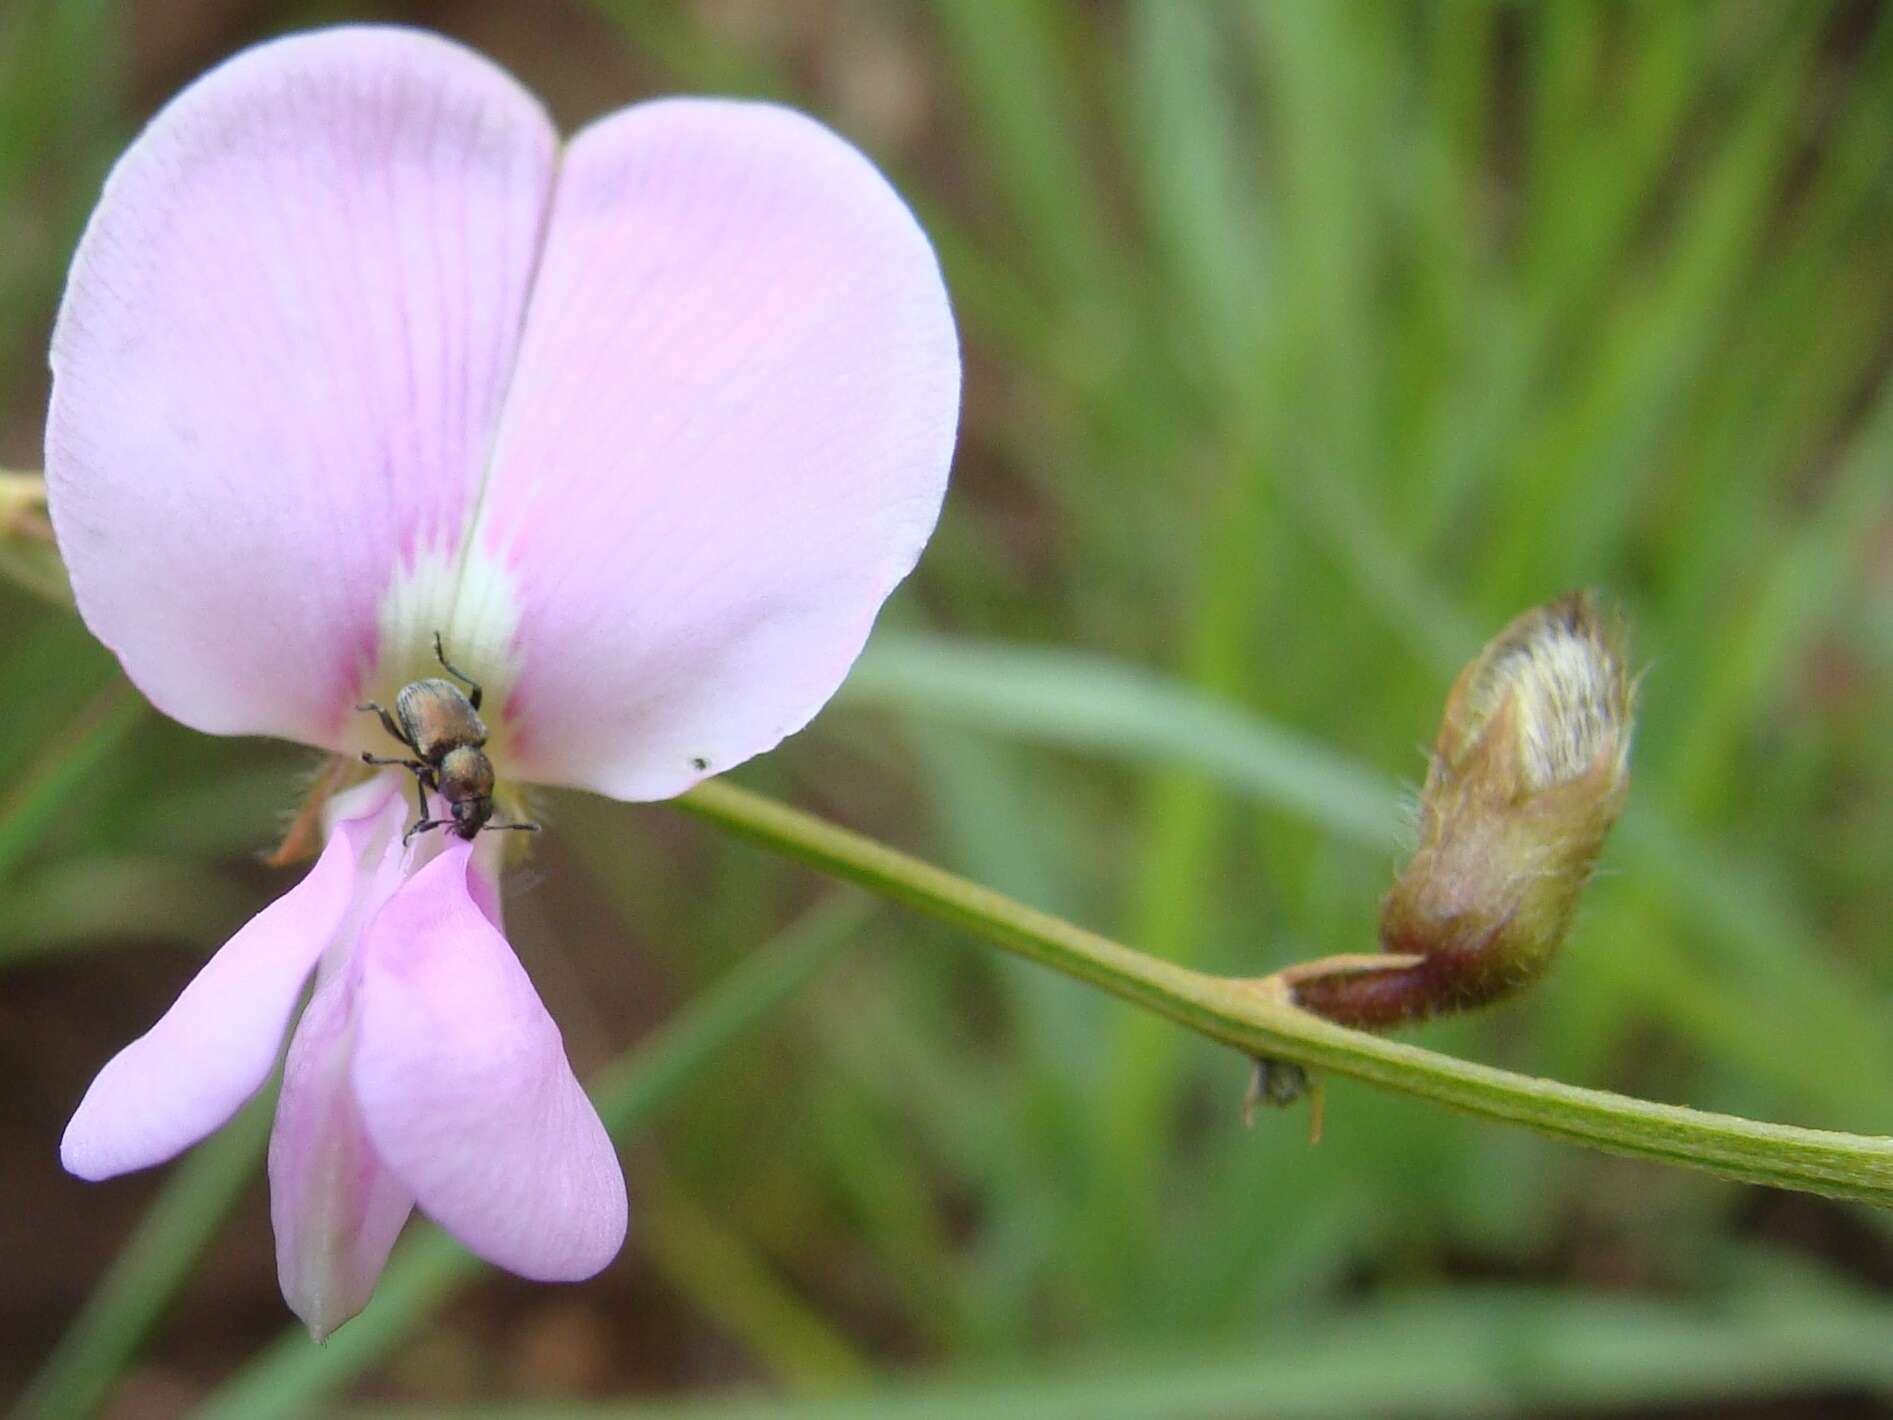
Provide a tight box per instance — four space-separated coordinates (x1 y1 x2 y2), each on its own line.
46 27 558 747
479 99 960 798
352 844 625 1280
60 792 396 1180
270 967 416 1341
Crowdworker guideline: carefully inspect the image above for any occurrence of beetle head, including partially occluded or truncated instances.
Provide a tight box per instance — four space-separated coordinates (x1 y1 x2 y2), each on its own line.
437 745 495 839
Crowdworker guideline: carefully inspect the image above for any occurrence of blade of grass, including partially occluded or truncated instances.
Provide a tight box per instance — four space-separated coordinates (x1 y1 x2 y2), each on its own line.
11 1087 275 1420
575 1 1051 373
802 1078 961 1351
196 898 867 1420
0 0 122 382
1481 15 1820 597
637 1161 874 1393
1123 0 1263 389
353 1281 1893 1419
842 633 1404 851
929 0 1117 301
1244 3 1478 668
0 856 252 966
1247 0 1386 473
806 972 1082 1348
1098 2 1280 1285
0 603 119 772
0 681 142 884
910 726 1099 1071
1666 386 1893 816
1413 6 1704 554
1100 460 1269 1291
582 0 786 99
1652 8 1893 659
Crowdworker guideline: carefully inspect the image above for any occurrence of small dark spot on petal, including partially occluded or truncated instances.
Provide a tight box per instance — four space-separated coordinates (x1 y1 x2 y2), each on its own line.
690 756 709 771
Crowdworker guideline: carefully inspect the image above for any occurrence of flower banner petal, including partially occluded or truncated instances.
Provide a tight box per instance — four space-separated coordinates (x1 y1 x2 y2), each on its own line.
46 26 558 747
478 99 960 798
60 793 395 1180
352 844 626 1279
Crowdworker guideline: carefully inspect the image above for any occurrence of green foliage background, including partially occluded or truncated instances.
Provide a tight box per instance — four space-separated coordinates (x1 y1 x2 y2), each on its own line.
4 2 1893 1416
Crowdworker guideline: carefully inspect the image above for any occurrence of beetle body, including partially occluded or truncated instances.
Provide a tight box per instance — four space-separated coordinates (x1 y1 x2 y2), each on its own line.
358 636 537 843
395 677 487 760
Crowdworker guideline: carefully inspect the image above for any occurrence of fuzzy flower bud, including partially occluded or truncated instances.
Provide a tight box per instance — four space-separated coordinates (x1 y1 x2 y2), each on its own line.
1286 593 1634 1030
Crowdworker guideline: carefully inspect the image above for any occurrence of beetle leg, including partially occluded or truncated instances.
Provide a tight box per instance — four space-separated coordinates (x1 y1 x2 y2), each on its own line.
360 752 424 771
408 770 436 828
432 631 483 711
356 755 434 833
355 701 414 750
362 751 434 828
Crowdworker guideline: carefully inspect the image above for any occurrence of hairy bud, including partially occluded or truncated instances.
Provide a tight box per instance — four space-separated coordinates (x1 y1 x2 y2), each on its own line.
1285 593 1634 1030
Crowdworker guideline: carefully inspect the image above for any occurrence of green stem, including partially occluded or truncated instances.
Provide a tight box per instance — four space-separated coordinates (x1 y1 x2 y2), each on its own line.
675 778 1893 1208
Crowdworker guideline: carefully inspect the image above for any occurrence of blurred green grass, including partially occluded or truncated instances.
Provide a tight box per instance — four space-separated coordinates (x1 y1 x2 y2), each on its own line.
5 1 1893 1416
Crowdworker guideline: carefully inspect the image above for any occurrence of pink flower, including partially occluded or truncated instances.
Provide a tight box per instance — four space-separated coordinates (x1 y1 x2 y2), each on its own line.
50 27 958 1339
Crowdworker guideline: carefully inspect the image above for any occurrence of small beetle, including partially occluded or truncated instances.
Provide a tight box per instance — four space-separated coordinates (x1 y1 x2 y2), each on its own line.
358 632 540 844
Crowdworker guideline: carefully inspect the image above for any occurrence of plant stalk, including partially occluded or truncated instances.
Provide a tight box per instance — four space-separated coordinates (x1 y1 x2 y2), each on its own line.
675 777 1893 1208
